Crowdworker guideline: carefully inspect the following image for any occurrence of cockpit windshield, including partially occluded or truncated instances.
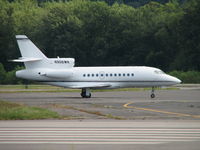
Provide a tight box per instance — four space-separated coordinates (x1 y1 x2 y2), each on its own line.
154 70 165 74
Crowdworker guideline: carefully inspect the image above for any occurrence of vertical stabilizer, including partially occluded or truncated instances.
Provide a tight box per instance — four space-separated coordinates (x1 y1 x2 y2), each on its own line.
16 35 47 59
15 35 48 69
15 35 74 70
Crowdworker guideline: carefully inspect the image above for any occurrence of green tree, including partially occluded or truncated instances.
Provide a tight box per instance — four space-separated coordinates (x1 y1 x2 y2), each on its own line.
0 63 6 84
0 0 16 71
0 0 199 74
172 0 200 71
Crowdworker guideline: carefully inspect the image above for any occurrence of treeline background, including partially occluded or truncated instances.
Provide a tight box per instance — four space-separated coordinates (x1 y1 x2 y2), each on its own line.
0 0 200 83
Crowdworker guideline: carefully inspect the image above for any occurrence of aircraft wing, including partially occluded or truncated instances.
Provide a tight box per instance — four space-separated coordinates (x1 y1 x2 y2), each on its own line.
68 83 111 89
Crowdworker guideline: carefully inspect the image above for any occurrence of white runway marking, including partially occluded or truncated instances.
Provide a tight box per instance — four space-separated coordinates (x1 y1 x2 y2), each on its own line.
0 127 200 145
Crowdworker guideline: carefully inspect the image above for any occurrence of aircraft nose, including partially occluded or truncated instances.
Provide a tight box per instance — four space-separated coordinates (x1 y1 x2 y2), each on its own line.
168 75 181 84
173 77 181 84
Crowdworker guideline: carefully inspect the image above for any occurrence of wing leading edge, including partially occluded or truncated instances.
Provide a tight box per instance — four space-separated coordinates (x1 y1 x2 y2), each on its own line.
69 83 111 89
45 82 111 89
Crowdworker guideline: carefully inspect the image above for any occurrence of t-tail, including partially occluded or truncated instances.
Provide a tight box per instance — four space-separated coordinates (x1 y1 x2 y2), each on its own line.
13 35 75 80
13 35 48 69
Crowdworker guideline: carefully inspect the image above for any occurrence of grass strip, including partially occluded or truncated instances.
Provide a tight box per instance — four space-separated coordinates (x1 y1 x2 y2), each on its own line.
0 89 81 93
0 100 60 120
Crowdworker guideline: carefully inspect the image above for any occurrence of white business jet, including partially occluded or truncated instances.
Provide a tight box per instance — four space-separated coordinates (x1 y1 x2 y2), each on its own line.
13 35 181 98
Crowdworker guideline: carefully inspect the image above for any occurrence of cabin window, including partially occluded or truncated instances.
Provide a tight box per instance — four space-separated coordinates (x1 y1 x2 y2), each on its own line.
83 72 134 78
154 70 165 74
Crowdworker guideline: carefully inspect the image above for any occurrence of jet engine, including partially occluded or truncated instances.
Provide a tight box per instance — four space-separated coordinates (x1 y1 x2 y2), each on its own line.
39 69 73 79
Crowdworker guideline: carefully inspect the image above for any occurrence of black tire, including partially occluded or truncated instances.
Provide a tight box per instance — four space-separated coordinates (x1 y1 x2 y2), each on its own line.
85 93 91 98
151 93 155 98
81 92 91 98
81 92 85 98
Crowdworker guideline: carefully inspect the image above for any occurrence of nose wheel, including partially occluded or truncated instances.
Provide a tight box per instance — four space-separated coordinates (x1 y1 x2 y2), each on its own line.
81 88 91 98
151 87 155 98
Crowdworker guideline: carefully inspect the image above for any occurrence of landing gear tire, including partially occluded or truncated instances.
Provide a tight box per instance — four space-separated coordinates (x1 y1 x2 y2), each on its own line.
86 93 91 98
81 93 91 98
151 93 155 98
150 87 155 99
81 88 91 98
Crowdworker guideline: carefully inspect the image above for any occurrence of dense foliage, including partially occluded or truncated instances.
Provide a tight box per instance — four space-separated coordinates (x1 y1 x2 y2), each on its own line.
169 71 200 84
0 0 199 73
0 63 25 84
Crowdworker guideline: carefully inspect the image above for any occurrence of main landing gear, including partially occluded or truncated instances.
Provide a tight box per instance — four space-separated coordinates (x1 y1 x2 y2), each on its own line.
151 87 155 98
81 88 91 98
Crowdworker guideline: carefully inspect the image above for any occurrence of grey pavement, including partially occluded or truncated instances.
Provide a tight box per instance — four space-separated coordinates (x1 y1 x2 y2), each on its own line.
0 88 200 120
0 86 200 149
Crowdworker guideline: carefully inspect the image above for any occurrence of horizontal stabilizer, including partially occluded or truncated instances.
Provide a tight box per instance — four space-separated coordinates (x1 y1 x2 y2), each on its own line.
16 35 28 40
11 57 42 62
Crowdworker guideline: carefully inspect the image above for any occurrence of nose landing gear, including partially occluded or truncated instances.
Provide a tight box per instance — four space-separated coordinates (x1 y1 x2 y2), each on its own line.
151 87 155 98
81 88 91 98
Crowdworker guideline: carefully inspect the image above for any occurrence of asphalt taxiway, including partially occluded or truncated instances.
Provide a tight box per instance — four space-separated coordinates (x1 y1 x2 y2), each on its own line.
0 88 200 120
0 86 200 149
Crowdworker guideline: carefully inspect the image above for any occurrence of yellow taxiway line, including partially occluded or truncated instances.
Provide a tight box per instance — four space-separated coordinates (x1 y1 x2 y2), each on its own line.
123 102 200 119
